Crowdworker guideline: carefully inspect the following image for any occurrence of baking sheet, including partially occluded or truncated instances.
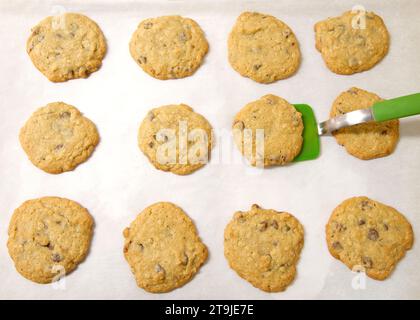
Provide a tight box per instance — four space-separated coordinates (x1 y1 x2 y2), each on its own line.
0 0 420 300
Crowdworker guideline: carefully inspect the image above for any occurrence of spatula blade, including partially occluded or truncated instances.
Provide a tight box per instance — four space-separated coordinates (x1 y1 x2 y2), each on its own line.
317 108 374 135
293 104 320 162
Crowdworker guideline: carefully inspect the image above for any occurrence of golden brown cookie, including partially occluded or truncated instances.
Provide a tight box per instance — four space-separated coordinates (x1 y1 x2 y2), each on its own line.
326 196 414 280
314 10 389 74
123 202 208 293
129 15 208 80
224 204 304 292
228 12 301 83
27 13 107 82
138 104 213 175
19 102 99 174
232 94 303 167
7 197 94 284
330 87 399 160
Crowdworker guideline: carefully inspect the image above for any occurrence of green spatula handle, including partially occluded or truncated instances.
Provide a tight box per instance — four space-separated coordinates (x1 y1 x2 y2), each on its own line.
372 93 420 122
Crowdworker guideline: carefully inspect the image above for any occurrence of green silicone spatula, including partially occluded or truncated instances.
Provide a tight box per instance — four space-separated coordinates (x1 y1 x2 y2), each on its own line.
292 93 420 162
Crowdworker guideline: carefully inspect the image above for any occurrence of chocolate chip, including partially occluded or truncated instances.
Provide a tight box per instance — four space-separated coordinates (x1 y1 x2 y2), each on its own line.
55 144 64 151
144 22 153 29
282 224 291 232
69 23 79 31
383 224 389 231
279 264 287 273
335 223 346 232
233 121 245 130
179 32 187 42
337 108 345 115
181 253 189 266
265 98 275 104
52 253 62 262
367 228 379 241
362 256 373 268
138 56 147 64
358 219 366 226
138 243 144 251
236 213 246 223
40 241 50 248
157 133 169 143
81 40 90 49
332 241 343 250
329 24 344 34
77 67 87 77
60 112 71 119
360 200 373 211
148 141 154 148
253 64 262 71
271 220 279 229
155 264 165 274
381 130 388 135
259 221 268 232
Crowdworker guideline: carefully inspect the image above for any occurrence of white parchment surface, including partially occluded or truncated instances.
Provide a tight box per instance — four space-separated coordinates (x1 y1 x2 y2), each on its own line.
0 0 420 299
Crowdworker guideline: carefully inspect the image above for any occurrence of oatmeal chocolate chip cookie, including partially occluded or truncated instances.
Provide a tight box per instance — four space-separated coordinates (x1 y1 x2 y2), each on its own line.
138 104 213 175
123 202 208 293
19 102 100 174
129 15 208 80
27 13 107 82
314 10 389 75
224 204 304 292
232 94 303 167
326 196 413 280
330 87 399 160
228 12 301 83
7 197 94 284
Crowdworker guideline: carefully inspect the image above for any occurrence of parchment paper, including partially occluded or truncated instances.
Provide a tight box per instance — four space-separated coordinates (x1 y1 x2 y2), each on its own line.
0 0 419 300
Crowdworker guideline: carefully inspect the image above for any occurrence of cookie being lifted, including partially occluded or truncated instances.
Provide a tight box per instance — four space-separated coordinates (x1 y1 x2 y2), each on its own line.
224 204 304 292
326 196 413 280
19 102 99 174
130 15 209 79
123 202 208 293
138 104 213 175
314 10 389 75
330 87 399 160
27 13 107 82
7 197 94 284
228 12 301 83
233 94 303 167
